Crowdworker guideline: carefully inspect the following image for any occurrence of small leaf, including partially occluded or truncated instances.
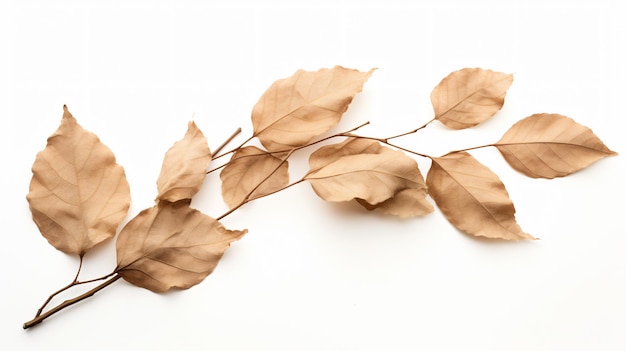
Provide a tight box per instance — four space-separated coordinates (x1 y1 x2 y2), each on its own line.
26 106 131 255
432 68 513 129
116 201 246 293
426 152 533 240
495 113 617 178
156 122 211 202
220 146 289 209
252 66 375 152
306 138 431 216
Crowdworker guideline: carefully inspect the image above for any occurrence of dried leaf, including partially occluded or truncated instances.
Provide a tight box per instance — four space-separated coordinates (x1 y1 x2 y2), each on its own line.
156 122 211 202
306 138 431 216
26 106 131 255
432 68 513 129
495 113 617 178
252 66 375 152
116 201 246 293
220 146 289 208
426 152 533 240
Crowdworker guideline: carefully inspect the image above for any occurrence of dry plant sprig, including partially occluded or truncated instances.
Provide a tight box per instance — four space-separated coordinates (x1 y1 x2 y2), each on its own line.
23 66 616 329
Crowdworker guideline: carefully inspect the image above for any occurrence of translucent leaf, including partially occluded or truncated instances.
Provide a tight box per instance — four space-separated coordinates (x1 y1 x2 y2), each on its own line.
156 121 211 202
252 66 375 152
431 68 513 129
306 138 431 216
116 201 246 293
26 106 131 255
220 146 289 209
426 152 533 240
495 113 617 178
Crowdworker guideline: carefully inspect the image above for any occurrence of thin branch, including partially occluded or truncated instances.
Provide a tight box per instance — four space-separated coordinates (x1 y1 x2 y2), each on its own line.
35 257 83 317
24 274 122 329
212 127 242 157
217 149 296 221
385 118 436 141
207 122 371 175
442 143 495 156
34 268 117 318
212 135 255 161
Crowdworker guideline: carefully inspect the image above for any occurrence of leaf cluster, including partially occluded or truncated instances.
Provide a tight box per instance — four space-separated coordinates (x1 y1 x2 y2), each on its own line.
23 66 616 329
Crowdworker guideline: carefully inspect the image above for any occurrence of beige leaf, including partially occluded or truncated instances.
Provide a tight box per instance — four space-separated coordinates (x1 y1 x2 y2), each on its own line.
495 113 617 178
26 106 131 255
432 68 513 129
426 152 533 240
156 121 211 202
220 146 289 209
252 66 375 152
116 201 246 293
306 138 431 216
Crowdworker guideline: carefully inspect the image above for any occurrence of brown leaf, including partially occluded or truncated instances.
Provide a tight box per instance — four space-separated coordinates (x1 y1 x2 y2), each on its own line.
426 152 533 240
306 138 431 216
495 113 617 178
220 146 289 209
252 66 375 152
26 106 131 255
116 201 246 293
431 68 513 129
156 121 211 202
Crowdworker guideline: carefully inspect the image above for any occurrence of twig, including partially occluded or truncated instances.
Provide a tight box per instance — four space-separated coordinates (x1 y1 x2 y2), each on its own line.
212 127 242 157
24 274 122 329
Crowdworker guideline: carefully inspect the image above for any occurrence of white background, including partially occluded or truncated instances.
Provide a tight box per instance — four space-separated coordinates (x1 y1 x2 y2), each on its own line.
2 0 625 350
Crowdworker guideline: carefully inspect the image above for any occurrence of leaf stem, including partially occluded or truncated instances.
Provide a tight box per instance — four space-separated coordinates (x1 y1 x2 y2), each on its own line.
24 273 122 329
207 122 371 175
442 143 495 156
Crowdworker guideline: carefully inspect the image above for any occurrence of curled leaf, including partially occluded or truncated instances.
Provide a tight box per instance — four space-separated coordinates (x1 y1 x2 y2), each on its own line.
356 188 433 218
252 66 375 152
26 106 131 255
220 146 289 209
116 201 246 293
426 152 533 240
156 122 211 202
432 68 513 129
306 138 431 216
495 113 617 178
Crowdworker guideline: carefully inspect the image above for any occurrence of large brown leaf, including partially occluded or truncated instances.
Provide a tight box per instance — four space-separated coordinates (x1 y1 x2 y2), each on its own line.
306 138 431 216
220 146 289 209
432 68 513 129
252 66 375 152
26 106 131 255
116 201 246 293
495 113 617 178
156 121 211 202
426 152 533 240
